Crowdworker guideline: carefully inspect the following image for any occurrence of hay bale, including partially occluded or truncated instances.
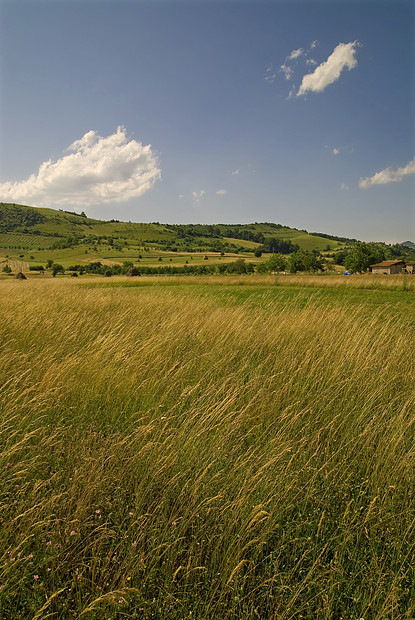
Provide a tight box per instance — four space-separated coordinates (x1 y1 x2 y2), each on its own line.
71 272 79 277
15 272 27 280
126 267 140 277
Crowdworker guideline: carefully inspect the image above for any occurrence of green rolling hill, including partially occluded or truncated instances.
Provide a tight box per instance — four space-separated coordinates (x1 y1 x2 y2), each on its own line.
0 202 349 252
1 202 413 275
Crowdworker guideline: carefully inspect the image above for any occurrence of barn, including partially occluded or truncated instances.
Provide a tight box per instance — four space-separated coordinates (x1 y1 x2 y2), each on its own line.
370 260 406 274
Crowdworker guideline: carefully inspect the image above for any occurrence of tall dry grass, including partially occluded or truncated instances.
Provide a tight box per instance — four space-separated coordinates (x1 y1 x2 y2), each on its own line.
0 278 414 619
80 273 415 292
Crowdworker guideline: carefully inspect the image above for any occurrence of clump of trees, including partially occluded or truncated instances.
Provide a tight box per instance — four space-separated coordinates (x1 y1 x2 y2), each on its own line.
256 251 324 273
0 203 46 232
257 237 299 255
343 243 385 273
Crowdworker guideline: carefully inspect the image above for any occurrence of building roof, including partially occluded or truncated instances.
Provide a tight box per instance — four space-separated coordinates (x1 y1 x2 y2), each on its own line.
370 260 406 267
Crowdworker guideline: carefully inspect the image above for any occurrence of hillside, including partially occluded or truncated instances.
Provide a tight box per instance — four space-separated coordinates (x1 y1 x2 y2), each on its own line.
1 203 413 276
0 202 348 253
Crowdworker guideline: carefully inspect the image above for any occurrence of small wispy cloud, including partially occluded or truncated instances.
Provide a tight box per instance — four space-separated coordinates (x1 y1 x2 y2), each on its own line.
231 169 239 176
277 41 320 86
328 144 354 156
359 157 415 188
280 63 293 81
216 189 227 196
288 48 304 60
192 190 205 201
265 66 277 83
340 182 349 191
0 127 161 206
297 41 359 96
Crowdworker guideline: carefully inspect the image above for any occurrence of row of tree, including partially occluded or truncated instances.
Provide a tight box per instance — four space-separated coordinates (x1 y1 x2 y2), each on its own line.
256 250 324 273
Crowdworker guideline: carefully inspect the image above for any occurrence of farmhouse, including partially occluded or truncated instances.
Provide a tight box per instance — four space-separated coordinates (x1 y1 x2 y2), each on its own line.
370 260 406 274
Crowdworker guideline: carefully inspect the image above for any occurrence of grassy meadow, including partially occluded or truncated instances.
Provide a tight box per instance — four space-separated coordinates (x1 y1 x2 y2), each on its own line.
1 275 414 619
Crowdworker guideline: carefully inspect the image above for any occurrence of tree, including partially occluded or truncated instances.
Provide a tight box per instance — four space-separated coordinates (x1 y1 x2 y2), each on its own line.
344 242 385 273
2 265 11 273
46 259 54 269
260 237 299 254
267 253 286 272
301 251 324 272
254 247 262 258
227 258 248 274
333 250 349 266
52 264 64 277
288 250 323 273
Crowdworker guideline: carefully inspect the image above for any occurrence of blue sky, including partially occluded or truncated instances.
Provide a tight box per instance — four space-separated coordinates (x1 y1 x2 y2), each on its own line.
0 0 413 242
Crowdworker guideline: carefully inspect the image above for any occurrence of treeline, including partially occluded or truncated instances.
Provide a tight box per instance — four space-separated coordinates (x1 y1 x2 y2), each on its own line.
66 259 256 276
165 223 287 245
63 251 325 277
256 250 324 273
310 231 358 243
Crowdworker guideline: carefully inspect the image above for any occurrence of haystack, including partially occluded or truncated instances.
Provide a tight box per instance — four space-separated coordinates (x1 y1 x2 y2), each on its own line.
126 267 140 277
15 272 27 280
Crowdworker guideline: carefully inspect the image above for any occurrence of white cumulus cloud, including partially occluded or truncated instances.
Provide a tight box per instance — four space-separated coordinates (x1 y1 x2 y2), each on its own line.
297 41 359 96
216 189 227 195
0 126 161 206
359 157 415 188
